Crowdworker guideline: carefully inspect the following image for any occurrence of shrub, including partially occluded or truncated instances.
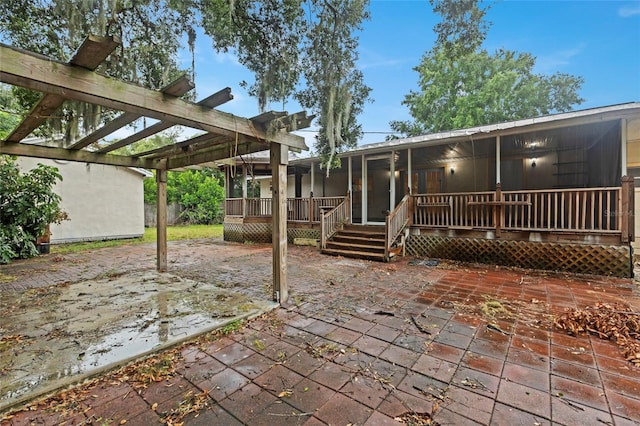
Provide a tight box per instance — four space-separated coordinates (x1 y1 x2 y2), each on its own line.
0 156 67 263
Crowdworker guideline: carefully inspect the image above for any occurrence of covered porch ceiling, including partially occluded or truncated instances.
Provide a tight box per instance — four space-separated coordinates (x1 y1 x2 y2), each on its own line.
0 35 310 169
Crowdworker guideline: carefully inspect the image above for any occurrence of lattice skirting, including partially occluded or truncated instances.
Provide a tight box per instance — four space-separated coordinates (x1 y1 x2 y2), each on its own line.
224 222 320 244
288 228 321 243
406 235 632 278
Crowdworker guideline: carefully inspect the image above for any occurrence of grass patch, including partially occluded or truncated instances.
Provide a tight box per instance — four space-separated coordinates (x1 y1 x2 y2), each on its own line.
0 272 16 283
51 224 223 254
480 296 511 319
219 319 244 336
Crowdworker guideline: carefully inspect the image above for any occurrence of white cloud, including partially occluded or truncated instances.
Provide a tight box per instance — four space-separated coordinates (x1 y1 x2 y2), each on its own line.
358 47 408 70
213 51 241 66
359 58 405 70
619 5 640 17
535 44 586 73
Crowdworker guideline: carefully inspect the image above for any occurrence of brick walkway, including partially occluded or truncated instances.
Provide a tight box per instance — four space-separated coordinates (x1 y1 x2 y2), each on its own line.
2 239 640 425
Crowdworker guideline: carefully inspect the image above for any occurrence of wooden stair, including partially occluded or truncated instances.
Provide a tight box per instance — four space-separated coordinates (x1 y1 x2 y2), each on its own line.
321 224 388 262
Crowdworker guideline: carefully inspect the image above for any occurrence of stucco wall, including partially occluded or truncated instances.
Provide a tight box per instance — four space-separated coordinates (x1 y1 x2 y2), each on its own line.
17 158 147 243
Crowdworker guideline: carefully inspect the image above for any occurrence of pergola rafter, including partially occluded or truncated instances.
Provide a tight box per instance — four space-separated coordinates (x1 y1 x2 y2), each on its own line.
0 35 309 303
68 75 195 150
5 35 120 143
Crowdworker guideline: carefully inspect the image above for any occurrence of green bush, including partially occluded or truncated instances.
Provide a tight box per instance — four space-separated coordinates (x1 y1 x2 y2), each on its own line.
0 156 66 263
144 168 225 225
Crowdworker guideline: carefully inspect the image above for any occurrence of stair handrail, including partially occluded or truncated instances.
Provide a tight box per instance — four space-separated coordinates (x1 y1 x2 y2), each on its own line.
385 194 411 260
320 193 351 249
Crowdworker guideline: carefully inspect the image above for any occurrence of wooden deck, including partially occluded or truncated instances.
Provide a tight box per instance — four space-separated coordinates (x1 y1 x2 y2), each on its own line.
222 183 635 276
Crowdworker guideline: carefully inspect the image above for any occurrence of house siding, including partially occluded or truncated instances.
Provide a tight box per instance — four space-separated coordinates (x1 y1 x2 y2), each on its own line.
17 158 147 243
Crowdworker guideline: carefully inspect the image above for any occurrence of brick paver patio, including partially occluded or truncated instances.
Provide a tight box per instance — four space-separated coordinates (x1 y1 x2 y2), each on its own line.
1 238 640 425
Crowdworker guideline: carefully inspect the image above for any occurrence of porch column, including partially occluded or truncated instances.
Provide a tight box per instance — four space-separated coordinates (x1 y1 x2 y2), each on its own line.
224 166 229 198
496 136 501 185
310 162 315 196
271 143 288 304
242 166 248 198
407 148 412 194
390 150 396 211
361 154 367 223
622 119 628 177
156 167 168 272
348 157 353 222
295 168 302 198
621 175 634 243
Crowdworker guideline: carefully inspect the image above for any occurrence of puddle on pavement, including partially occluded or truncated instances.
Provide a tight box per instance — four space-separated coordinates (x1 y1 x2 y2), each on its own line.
0 271 277 412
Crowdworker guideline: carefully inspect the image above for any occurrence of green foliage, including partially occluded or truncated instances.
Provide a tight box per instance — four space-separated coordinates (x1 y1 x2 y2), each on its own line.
0 156 66 263
144 168 226 225
295 0 372 175
430 0 490 55
0 1 371 172
201 0 306 111
392 0 584 137
0 0 195 142
195 0 372 171
0 84 20 139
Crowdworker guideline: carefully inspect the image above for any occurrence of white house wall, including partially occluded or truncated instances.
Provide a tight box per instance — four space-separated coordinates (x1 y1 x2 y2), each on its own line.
17 158 146 243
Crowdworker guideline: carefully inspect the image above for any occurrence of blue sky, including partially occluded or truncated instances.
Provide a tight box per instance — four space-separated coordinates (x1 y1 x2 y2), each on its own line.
184 0 640 150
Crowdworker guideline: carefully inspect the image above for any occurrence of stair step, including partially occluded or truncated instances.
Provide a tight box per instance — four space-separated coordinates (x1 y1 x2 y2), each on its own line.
332 235 385 245
335 231 386 240
326 241 386 253
343 224 385 232
338 228 385 235
321 248 386 261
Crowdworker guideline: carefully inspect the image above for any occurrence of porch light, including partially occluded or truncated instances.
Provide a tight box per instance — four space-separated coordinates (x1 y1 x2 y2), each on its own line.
450 167 455 175
531 158 537 168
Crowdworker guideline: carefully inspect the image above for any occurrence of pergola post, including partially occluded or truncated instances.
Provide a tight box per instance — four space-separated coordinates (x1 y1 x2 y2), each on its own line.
271 143 288 303
156 168 168 272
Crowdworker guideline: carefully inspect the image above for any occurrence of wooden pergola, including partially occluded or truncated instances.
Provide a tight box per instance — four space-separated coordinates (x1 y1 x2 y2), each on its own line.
0 35 310 304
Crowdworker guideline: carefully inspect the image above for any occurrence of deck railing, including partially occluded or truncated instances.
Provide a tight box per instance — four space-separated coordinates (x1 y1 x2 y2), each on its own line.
320 193 351 249
413 192 496 228
225 198 244 216
225 196 346 223
501 188 621 233
226 180 634 244
385 194 410 260
412 185 631 239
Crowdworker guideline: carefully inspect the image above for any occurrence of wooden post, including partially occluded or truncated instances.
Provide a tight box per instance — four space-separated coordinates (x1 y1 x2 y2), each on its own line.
621 176 634 243
407 148 412 193
271 143 288 304
495 183 502 238
390 150 396 212
621 119 628 177
156 168 168 272
496 136 501 185
309 191 314 223
348 156 353 222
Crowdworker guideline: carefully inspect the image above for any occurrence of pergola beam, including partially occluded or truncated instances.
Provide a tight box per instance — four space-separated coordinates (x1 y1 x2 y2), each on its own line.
137 133 224 159
97 87 233 154
69 75 195 150
5 35 119 143
0 140 156 168
166 139 270 169
0 43 307 150
68 112 140 150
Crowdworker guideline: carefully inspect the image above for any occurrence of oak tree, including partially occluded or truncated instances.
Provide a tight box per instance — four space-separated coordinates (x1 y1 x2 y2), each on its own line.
391 0 584 136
